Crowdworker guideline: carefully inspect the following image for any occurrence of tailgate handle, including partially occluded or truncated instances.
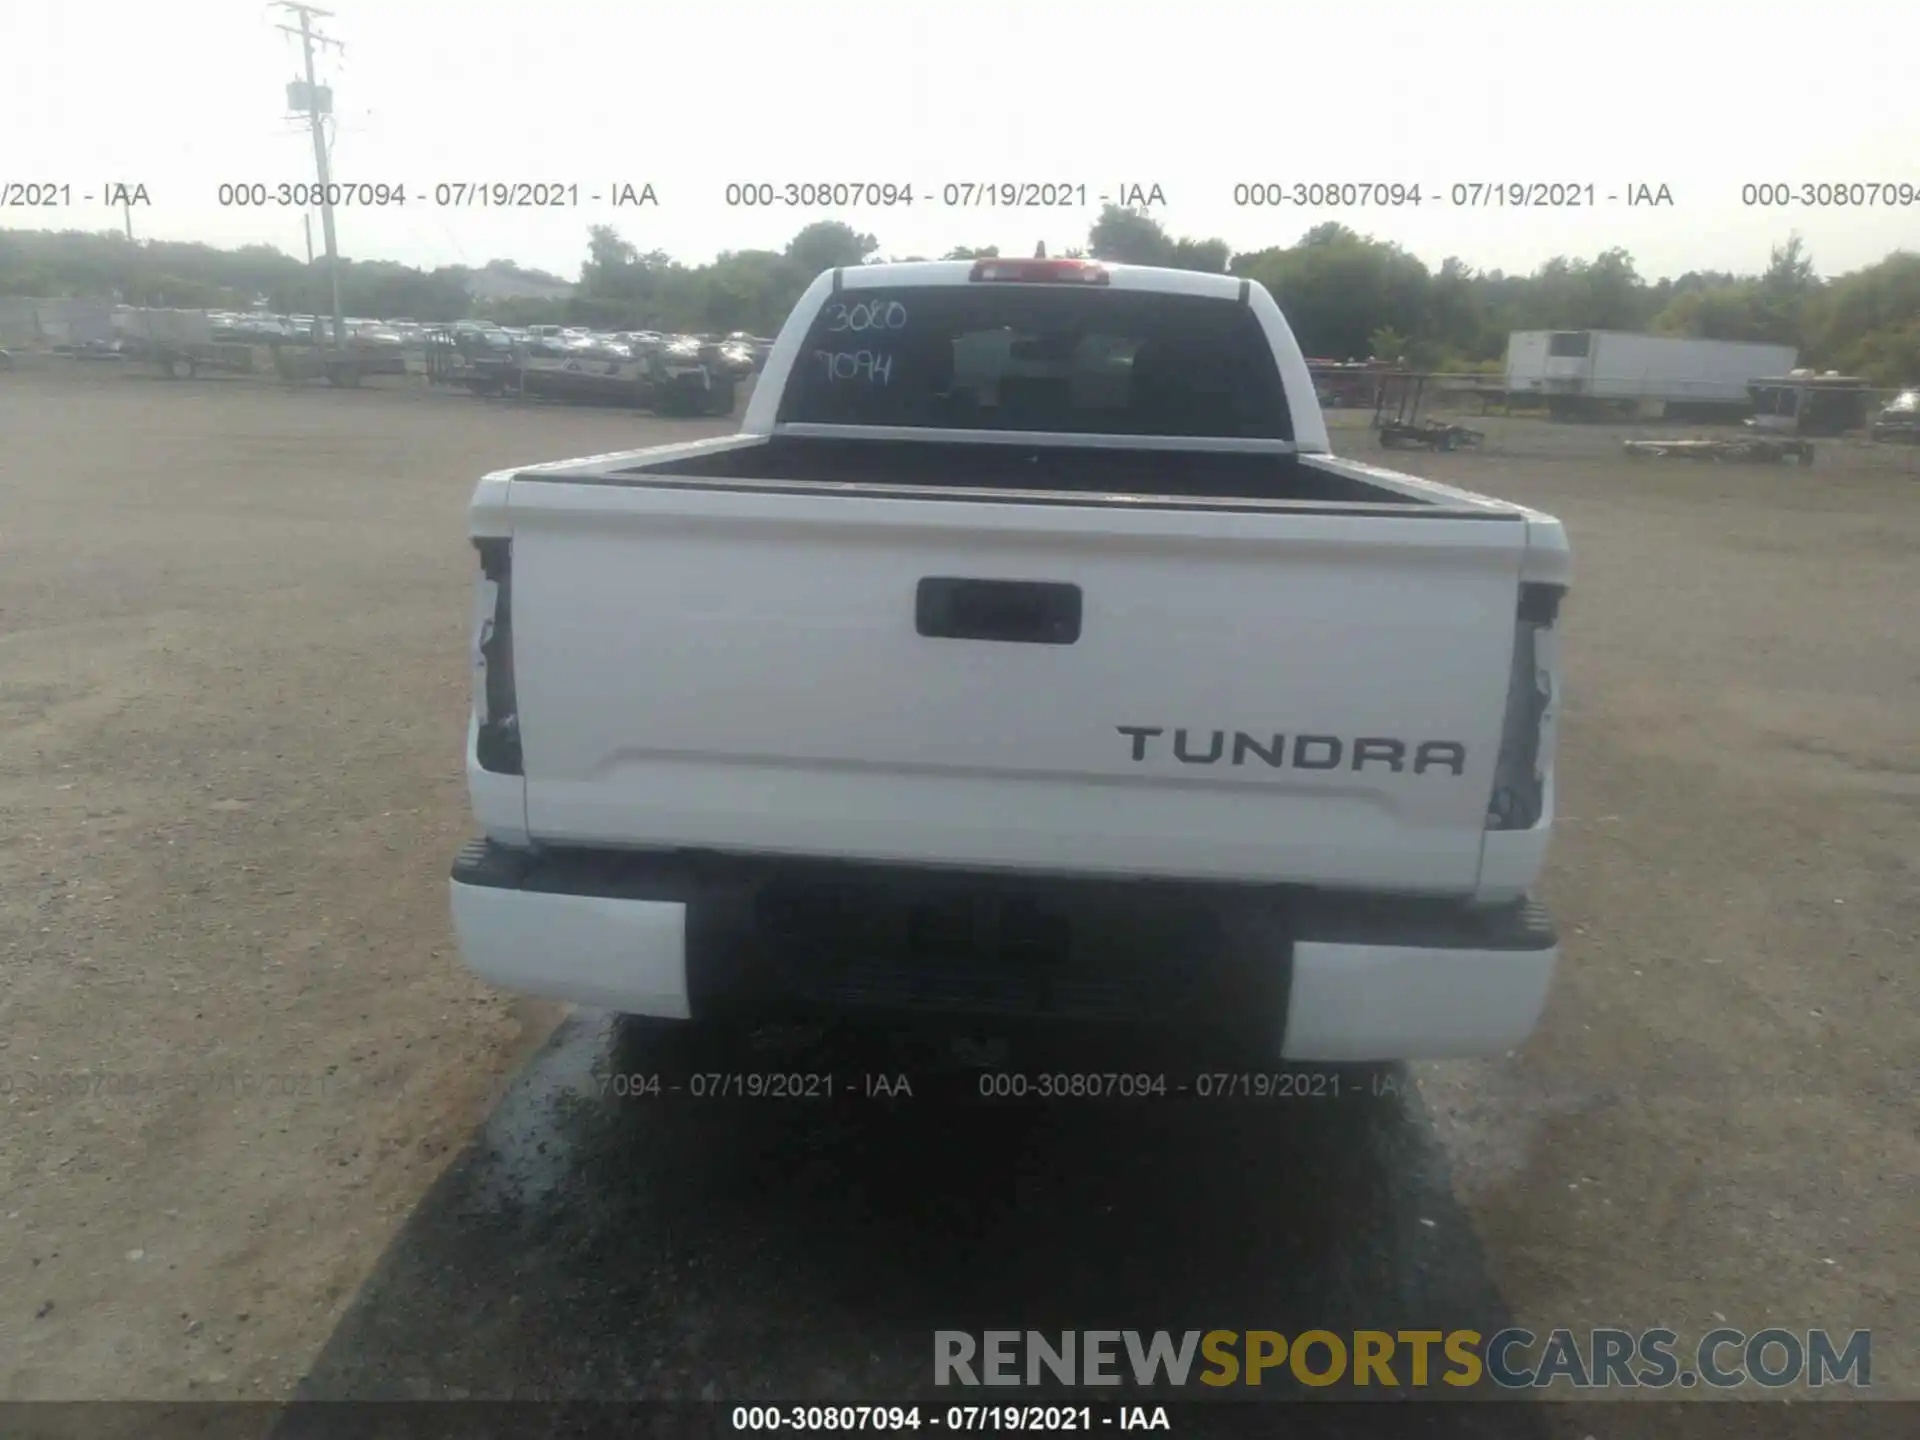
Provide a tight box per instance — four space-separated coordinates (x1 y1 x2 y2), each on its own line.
916 577 1082 645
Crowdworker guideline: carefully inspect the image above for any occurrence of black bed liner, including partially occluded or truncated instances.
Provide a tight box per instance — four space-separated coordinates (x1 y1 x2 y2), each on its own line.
638 434 1394 502
512 433 1521 517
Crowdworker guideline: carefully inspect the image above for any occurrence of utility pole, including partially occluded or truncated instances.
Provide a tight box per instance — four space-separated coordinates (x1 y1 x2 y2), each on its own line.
123 193 134 241
275 3 346 353
303 212 316 321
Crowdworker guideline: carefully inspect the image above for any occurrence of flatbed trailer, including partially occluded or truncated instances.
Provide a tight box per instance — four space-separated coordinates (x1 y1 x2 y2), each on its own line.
1623 436 1815 465
139 340 259 379
1373 371 1486 451
268 343 394 387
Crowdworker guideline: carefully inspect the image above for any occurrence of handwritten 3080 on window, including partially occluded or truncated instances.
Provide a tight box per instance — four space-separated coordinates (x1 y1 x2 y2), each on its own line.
807 297 913 388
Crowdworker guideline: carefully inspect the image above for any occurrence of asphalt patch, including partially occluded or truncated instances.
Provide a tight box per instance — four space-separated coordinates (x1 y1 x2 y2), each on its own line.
293 1012 1541 1415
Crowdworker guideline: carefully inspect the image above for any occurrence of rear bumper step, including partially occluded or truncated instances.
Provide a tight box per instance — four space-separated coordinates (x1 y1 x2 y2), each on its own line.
449 840 1557 1061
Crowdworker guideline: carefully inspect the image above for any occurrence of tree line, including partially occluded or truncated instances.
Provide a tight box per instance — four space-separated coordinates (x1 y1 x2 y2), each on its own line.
2 208 1914 383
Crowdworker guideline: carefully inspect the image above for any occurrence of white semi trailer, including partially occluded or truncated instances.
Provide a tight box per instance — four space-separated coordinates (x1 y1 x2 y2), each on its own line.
1505 330 1798 419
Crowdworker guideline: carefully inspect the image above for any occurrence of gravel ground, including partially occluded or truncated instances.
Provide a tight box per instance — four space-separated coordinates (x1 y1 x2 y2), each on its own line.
0 369 1913 1407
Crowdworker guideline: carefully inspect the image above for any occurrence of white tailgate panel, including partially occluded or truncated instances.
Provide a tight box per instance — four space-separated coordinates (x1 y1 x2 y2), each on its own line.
511 484 1525 892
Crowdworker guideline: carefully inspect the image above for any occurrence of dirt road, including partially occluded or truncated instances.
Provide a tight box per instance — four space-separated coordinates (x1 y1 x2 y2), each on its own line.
1 372 1912 1406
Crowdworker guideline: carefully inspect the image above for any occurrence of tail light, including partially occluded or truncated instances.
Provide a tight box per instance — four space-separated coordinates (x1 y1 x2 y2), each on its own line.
1487 583 1563 830
472 538 521 775
968 258 1110 285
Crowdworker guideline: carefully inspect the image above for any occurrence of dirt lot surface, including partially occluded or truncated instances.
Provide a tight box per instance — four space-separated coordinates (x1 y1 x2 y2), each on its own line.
1 369 1913 1414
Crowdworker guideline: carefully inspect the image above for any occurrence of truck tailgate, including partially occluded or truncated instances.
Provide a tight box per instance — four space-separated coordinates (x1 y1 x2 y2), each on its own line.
501 480 1530 893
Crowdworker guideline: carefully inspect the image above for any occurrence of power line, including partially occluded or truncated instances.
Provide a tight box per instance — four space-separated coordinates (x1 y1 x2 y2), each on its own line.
273 2 347 351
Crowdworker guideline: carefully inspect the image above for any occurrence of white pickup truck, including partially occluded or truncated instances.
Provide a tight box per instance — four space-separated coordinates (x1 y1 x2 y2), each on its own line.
450 258 1569 1062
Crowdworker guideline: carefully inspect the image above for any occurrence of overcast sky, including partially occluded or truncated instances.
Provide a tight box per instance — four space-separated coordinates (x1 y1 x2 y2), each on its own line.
4 0 1914 282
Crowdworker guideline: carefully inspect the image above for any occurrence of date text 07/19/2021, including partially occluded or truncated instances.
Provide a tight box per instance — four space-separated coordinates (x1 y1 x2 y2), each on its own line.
729 1405 1171 1432
595 1069 1402 1102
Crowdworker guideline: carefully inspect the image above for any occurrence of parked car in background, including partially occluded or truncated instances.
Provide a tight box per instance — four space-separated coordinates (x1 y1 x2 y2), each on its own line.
725 332 778 371
211 313 291 343
423 323 520 394
649 335 736 415
1870 389 1919 443
419 323 735 415
710 339 758 378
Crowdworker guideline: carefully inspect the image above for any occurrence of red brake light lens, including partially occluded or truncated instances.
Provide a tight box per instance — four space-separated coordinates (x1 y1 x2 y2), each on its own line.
968 259 1110 285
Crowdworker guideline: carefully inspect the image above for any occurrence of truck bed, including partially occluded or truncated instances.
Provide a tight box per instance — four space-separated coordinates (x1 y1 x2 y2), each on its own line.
517 433 1517 516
